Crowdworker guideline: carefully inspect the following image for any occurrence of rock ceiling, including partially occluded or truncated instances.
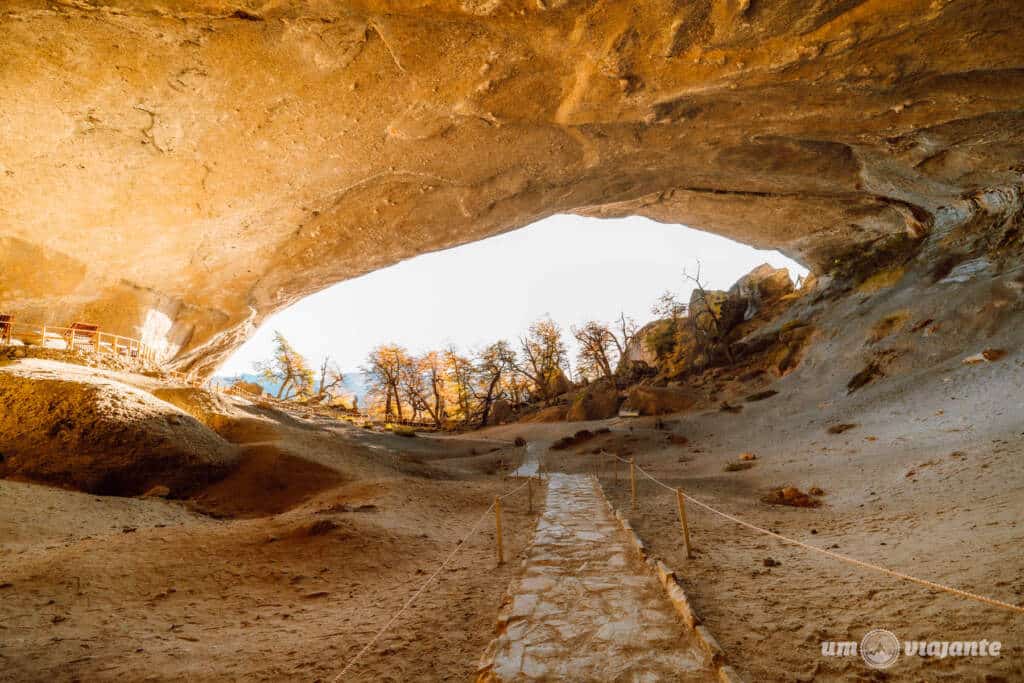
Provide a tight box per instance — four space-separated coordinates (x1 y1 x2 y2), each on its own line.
1 0 1022 374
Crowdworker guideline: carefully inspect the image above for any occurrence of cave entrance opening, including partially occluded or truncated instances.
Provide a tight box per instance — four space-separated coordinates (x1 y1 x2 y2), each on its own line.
216 214 807 405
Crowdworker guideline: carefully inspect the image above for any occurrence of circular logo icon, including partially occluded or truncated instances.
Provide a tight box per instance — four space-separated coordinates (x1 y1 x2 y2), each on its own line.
861 629 900 669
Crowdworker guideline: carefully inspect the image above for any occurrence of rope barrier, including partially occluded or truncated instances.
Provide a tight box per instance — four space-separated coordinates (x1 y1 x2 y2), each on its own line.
498 478 534 499
332 476 540 680
602 451 1024 615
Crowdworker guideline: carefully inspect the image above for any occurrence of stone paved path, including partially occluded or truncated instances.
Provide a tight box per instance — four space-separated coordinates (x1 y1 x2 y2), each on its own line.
479 473 715 682
511 442 542 478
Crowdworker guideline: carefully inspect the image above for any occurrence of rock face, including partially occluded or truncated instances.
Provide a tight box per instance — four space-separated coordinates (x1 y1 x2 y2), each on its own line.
621 321 661 368
0 360 238 496
1 2 1023 376
731 264 794 319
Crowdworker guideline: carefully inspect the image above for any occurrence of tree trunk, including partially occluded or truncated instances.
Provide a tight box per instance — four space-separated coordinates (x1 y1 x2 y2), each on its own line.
479 372 501 427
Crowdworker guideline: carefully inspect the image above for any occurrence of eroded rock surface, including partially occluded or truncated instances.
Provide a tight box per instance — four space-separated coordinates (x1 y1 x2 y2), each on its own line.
0 359 238 495
1 1 1023 375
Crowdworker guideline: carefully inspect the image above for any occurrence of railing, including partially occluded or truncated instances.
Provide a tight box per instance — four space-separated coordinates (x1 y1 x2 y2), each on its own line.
333 471 540 681
600 450 1024 615
0 320 160 362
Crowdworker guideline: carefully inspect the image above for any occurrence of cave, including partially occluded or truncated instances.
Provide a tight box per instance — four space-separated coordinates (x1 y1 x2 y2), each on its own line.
1 2 1023 681
2 0 1021 377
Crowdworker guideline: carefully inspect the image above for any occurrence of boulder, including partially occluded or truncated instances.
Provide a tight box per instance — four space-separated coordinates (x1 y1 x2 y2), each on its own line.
620 385 699 416
566 383 621 422
621 320 663 367
521 404 569 423
0 360 238 497
688 288 746 337
546 368 573 398
732 264 795 305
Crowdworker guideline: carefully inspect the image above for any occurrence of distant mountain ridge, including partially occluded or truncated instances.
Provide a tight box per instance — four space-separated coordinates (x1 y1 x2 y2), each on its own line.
212 370 370 405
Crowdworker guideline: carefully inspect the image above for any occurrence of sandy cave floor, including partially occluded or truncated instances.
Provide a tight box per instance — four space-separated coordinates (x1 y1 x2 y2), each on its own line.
0 403 543 682
1 348 1023 682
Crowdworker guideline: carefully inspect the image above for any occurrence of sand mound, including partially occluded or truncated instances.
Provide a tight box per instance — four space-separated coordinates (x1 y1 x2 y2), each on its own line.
151 387 280 443
189 444 344 518
0 362 237 496
521 404 569 423
150 386 236 430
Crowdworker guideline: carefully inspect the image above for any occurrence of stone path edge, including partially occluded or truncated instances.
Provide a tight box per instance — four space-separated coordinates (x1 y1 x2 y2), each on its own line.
593 477 745 683
474 513 539 681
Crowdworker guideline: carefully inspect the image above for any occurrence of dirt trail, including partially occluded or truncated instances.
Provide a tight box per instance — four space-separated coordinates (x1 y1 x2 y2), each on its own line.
478 472 714 681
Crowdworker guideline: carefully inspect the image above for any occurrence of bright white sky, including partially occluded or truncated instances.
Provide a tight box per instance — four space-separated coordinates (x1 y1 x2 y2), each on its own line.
219 215 808 376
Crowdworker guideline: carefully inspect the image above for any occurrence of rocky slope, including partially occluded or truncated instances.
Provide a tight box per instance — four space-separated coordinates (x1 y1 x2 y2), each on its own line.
2 0 1022 375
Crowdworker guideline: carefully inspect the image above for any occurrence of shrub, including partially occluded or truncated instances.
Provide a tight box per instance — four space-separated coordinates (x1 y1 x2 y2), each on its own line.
385 424 418 437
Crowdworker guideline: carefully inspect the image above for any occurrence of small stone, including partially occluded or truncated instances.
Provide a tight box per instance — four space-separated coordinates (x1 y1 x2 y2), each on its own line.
763 557 780 567
142 485 171 498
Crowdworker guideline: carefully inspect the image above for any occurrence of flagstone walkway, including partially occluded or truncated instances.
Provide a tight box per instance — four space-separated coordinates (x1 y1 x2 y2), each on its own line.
478 473 716 681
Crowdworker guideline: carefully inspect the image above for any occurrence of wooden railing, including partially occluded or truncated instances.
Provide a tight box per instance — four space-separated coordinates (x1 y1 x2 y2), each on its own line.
0 320 160 362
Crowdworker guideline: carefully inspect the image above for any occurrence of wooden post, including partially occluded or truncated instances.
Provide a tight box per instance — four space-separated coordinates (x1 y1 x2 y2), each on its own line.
41 325 47 348
630 457 638 511
676 488 693 559
494 496 504 565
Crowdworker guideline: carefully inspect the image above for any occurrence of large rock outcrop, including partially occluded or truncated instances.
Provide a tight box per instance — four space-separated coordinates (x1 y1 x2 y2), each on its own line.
2 1 1023 376
0 360 238 495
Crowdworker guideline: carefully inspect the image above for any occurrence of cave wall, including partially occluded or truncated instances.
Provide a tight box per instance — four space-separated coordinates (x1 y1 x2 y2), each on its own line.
1 0 1022 375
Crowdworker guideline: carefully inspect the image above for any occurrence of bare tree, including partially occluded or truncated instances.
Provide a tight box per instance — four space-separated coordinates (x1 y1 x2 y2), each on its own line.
613 312 639 356
474 340 515 427
572 313 638 384
313 357 345 404
444 347 475 424
256 331 315 400
514 317 568 404
651 290 687 321
400 351 446 427
363 344 412 420
684 259 736 365
572 321 617 383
